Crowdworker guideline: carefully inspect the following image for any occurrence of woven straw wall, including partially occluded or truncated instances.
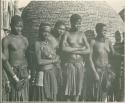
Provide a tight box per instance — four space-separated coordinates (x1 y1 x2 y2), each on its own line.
22 1 124 45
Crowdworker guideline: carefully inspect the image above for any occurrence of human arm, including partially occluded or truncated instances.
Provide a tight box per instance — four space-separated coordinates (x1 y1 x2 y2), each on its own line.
3 69 11 92
88 40 99 81
2 38 19 82
61 33 82 53
72 34 90 55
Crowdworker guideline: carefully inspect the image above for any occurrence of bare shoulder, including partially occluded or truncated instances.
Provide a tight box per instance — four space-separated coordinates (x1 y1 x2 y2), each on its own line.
79 31 84 34
90 39 95 46
105 38 112 44
2 35 11 44
35 40 40 47
49 34 57 42
21 35 28 42
65 31 70 36
63 31 69 39
77 31 86 39
21 35 29 47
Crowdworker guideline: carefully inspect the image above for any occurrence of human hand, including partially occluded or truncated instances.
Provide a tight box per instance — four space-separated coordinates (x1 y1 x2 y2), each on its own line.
28 74 31 79
30 78 35 85
76 47 86 51
13 75 19 83
16 79 25 91
95 72 100 81
5 81 11 93
80 47 86 50
53 56 60 63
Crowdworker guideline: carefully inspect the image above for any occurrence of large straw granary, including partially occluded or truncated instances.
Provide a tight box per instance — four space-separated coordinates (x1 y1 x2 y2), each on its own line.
22 1 124 46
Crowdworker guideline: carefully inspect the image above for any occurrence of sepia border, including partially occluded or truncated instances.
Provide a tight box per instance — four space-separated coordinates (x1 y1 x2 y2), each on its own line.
0 0 125 102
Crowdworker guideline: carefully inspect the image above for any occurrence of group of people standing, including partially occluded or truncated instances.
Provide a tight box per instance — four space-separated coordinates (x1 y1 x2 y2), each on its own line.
2 14 124 102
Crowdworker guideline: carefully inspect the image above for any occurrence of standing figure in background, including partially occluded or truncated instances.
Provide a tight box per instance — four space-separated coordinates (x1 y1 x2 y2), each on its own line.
84 30 97 101
52 20 66 101
2 15 30 101
61 14 97 101
112 31 124 101
34 22 59 101
121 32 124 101
89 23 122 101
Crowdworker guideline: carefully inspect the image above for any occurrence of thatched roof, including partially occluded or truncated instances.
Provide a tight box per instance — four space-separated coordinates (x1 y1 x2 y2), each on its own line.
119 8 125 22
22 1 124 45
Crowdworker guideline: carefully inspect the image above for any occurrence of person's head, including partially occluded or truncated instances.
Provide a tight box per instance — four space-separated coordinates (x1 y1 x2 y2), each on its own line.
10 15 23 35
115 31 122 43
53 20 66 37
70 14 82 31
84 30 96 43
39 22 51 41
95 23 107 37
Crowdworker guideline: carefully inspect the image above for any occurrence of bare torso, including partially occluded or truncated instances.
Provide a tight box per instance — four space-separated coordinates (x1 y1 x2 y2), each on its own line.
93 39 110 67
67 31 86 61
3 34 28 67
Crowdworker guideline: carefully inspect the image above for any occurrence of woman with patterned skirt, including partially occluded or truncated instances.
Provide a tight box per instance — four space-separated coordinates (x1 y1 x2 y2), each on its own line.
34 22 59 101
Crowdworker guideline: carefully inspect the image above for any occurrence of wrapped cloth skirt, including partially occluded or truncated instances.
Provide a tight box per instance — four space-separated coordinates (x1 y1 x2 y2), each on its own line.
43 67 58 100
10 65 29 101
94 64 115 101
63 61 85 96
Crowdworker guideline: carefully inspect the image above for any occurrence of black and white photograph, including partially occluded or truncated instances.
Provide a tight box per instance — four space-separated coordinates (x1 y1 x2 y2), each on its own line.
1 0 125 102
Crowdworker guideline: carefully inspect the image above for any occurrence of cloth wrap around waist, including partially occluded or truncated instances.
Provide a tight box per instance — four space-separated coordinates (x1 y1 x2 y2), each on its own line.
95 64 115 92
12 65 29 80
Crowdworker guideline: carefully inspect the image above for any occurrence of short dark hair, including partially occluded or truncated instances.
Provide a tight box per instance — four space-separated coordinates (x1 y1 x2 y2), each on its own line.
39 22 51 39
70 14 82 23
54 20 65 29
95 23 106 34
115 31 121 36
10 15 23 34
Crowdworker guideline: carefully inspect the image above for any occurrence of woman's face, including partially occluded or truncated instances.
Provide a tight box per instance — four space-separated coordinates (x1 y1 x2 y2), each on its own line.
56 25 66 36
71 19 82 31
40 26 51 40
14 21 23 35
100 26 107 37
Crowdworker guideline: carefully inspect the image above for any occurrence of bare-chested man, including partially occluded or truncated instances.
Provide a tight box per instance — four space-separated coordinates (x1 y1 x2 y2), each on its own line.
2 15 30 101
90 23 119 101
61 14 99 101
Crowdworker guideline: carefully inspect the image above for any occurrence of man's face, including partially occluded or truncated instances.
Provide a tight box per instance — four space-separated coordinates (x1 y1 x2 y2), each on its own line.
71 19 82 31
115 33 122 42
56 25 66 36
41 26 51 40
14 21 23 35
101 26 107 37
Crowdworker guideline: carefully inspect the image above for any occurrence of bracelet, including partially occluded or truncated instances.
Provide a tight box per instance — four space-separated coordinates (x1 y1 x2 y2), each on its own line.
13 75 19 82
28 75 31 79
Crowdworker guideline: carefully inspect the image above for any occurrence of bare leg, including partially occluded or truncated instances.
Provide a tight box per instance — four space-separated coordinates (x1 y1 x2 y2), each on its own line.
75 95 79 101
66 96 71 101
72 96 79 101
102 92 107 102
53 95 57 101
